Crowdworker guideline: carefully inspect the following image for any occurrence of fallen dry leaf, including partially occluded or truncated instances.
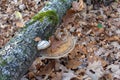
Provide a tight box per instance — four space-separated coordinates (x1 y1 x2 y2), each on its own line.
75 69 86 76
86 61 104 80
87 55 100 63
72 0 84 11
62 70 76 80
6 7 12 13
66 59 81 69
105 36 120 42
68 44 87 60
35 60 55 76
62 9 76 26
29 57 43 71
16 21 24 28
70 77 80 80
27 72 35 79
92 26 104 35
101 73 113 80
50 72 62 80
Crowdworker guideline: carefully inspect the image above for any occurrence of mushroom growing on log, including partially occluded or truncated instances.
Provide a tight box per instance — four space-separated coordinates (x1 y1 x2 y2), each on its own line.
0 0 77 80
38 29 77 59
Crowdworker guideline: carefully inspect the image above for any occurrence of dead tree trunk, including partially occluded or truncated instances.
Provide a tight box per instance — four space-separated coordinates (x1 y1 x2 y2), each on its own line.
0 0 76 80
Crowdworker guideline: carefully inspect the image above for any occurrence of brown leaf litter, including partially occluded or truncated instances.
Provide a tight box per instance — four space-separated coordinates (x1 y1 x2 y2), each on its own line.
0 0 120 80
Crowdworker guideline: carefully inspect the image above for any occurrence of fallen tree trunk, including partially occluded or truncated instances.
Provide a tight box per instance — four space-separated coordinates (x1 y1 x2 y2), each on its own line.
0 0 76 80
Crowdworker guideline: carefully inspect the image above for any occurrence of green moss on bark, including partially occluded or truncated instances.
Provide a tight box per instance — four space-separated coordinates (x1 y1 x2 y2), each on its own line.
29 10 59 26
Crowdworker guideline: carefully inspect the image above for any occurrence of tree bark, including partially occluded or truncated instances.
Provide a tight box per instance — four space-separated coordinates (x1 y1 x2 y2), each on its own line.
0 0 76 80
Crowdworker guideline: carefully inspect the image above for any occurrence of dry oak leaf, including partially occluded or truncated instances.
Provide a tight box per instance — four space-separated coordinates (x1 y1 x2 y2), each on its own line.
86 61 104 80
62 9 76 26
102 73 113 80
50 72 62 80
92 27 104 35
70 77 81 80
68 44 86 60
6 7 12 13
27 72 35 79
74 70 86 80
87 55 100 64
36 60 55 76
16 21 24 28
105 36 120 42
29 57 42 71
87 55 107 68
66 59 82 69
72 0 84 11
79 45 87 54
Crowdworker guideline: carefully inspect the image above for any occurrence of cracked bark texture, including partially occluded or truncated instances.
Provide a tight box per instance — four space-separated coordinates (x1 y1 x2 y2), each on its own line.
0 0 76 80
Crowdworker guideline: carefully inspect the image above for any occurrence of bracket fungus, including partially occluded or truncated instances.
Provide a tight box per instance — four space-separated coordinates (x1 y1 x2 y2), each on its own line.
38 30 77 59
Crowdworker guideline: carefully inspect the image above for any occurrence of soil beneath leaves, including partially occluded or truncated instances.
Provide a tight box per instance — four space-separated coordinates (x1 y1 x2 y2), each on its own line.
0 0 120 80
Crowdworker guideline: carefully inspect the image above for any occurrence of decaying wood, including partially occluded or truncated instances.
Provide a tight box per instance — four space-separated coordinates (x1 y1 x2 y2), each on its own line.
0 0 76 80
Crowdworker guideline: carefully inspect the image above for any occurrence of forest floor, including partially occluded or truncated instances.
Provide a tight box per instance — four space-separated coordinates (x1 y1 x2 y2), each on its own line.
0 0 120 80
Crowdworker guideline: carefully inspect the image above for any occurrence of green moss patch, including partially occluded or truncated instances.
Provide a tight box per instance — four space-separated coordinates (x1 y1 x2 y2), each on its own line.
31 10 59 25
